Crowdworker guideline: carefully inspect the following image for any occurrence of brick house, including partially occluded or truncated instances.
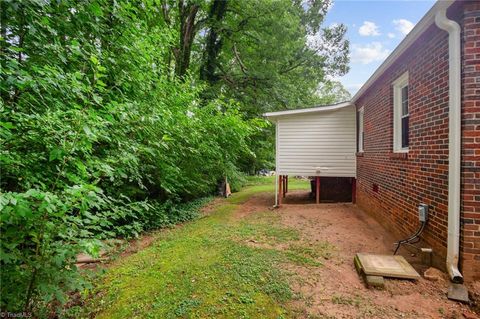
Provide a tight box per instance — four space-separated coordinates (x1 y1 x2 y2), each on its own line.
353 0 479 282
266 0 479 283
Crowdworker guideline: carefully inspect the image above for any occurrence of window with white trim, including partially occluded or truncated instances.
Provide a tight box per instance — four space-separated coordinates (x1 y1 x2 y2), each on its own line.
393 72 409 152
358 107 364 152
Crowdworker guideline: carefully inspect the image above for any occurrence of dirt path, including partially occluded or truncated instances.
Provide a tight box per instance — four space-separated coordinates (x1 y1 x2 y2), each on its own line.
236 190 479 319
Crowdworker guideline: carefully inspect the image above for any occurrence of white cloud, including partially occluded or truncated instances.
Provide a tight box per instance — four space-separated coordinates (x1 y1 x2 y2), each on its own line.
351 42 390 64
387 32 395 39
358 21 380 36
393 19 414 35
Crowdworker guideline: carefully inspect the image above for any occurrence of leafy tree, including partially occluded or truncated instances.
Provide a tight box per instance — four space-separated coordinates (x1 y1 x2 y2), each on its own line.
316 80 351 104
201 0 349 115
159 0 349 114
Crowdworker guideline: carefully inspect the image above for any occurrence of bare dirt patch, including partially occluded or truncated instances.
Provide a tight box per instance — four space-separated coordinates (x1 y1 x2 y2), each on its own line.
232 192 274 219
235 190 479 319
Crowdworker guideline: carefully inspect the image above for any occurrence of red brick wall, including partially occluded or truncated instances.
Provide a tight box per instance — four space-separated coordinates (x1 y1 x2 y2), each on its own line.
355 2 480 281
460 0 480 282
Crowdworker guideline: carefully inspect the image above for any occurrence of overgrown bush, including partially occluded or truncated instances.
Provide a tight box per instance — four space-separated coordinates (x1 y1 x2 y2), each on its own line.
0 0 258 314
0 189 97 316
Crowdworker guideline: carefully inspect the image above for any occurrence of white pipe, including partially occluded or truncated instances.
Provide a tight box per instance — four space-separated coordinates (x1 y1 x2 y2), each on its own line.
274 173 278 207
435 5 463 283
274 121 279 207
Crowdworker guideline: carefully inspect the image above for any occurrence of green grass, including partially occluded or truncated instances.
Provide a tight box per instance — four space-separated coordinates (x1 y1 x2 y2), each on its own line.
82 177 324 319
233 215 301 245
227 176 310 204
243 175 276 186
243 176 311 190
331 294 361 307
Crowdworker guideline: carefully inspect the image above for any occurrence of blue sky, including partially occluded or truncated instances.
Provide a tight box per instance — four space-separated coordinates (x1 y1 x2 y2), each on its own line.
323 0 435 95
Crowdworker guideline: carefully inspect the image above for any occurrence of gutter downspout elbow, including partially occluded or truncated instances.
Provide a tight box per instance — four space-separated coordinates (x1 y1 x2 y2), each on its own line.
435 6 463 283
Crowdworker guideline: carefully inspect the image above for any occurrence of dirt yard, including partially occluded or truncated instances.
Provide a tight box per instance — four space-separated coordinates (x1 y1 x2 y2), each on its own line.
239 190 479 319
87 182 479 319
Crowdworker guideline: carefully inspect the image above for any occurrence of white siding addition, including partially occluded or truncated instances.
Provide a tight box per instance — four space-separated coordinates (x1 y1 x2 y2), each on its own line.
266 103 356 177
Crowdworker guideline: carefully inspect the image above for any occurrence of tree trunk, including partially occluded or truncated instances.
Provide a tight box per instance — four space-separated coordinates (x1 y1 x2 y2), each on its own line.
0 0 8 101
200 0 228 83
174 1 199 78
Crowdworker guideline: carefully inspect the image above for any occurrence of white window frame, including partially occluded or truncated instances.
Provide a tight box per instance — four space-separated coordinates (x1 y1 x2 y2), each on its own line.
392 72 409 153
358 106 364 153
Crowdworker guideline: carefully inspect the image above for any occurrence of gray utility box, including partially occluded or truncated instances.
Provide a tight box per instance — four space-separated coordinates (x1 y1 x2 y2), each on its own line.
418 204 428 222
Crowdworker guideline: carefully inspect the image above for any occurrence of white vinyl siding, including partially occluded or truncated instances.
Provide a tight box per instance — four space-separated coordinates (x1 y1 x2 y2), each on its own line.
276 105 356 177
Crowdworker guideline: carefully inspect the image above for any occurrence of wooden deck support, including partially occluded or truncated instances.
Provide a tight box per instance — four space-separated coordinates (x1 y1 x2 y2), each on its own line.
352 177 357 204
315 176 320 204
278 175 283 206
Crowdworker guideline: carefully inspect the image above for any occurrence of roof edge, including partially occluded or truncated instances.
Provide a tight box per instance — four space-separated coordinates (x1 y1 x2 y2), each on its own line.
351 0 455 103
263 101 353 118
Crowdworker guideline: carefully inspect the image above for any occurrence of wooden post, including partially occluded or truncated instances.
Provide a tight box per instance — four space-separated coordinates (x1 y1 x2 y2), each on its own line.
282 175 287 198
285 176 288 193
315 176 320 204
278 175 283 206
352 177 357 204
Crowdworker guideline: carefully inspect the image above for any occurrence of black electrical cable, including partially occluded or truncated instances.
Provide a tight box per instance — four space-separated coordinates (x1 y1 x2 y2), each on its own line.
393 221 427 255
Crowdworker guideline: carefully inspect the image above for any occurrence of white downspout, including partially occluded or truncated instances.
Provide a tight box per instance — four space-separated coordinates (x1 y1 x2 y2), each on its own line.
435 6 463 283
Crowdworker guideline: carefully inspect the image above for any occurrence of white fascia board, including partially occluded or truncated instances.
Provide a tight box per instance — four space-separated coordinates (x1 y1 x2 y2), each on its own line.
264 101 353 119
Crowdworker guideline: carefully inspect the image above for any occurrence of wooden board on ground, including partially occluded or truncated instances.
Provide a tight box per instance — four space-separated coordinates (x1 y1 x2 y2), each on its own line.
355 253 420 280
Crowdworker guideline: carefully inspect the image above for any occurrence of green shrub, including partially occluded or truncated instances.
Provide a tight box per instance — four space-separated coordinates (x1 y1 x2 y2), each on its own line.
0 189 99 314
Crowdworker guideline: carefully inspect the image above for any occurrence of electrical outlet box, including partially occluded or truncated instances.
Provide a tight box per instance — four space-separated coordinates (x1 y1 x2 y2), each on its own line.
418 204 428 222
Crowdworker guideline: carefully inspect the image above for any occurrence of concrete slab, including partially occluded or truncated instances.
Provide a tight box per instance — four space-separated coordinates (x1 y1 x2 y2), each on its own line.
354 253 363 275
355 253 420 280
420 248 432 266
365 275 385 289
447 284 469 303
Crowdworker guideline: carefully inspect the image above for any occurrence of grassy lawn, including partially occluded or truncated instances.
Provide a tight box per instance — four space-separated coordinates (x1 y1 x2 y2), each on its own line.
228 176 310 204
83 177 329 319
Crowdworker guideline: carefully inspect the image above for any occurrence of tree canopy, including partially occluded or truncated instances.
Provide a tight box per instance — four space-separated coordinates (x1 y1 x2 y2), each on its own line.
161 0 349 115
